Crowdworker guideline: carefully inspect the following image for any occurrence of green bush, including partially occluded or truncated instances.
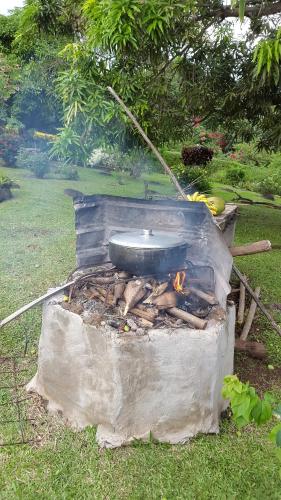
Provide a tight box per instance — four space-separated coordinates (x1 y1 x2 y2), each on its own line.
268 152 281 170
210 156 246 172
88 147 159 177
16 148 51 178
53 164 79 180
172 163 211 192
0 134 23 166
0 170 18 189
255 173 281 196
161 149 182 168
234 143 271 167
225 168 246 186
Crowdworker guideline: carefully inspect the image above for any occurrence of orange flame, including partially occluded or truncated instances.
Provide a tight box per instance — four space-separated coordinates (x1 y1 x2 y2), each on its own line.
173 271 186 293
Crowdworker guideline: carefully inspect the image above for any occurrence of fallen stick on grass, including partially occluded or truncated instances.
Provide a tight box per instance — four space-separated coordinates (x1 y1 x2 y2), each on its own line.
233 264 281 338
230 240 271 257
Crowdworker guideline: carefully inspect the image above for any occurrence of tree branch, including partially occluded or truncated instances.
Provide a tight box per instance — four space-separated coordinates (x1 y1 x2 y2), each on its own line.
210 1 281 20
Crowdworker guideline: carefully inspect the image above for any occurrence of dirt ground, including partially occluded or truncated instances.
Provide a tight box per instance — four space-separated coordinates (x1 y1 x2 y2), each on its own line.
235 353 281 395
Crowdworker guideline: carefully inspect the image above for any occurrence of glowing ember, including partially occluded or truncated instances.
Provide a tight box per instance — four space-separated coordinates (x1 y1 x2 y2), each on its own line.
173 271 186 293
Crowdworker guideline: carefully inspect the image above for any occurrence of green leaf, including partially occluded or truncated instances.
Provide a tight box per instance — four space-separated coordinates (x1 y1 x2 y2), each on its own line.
274 403 281 418
260 400 272 424
276 430 281 447
251 400 262 423
269 423 281 443
257 45 264 75
264 392 276 405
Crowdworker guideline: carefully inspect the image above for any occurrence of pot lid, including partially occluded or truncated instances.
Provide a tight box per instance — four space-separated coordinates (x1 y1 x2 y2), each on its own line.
109 229 187 249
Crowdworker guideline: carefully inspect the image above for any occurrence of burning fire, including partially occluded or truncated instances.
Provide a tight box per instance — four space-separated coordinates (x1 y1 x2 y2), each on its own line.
173 271 186 293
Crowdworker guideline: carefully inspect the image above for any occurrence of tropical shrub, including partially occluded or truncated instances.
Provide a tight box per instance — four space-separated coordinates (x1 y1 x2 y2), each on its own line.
172 163 211 192
0 134 23 166
161 149 182 168
0 170 19 202
268 153 281 170
234 143 271 167
210 156 245 172
16 148 51 178
255 173 281 196
88 147 157 177
181 145 213 167
53 164 79 180
88 148 115 170
0 170 18 189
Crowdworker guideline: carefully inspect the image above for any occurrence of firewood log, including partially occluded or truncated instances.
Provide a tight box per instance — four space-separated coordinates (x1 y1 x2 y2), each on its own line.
112 271 130 305
183 287 218 306
240 287 261 340
144 282 169 304
123 280 146 315
96 287 156 323
230 240 271 257
237 278 246 325
167 307 207 329
152 291 177 309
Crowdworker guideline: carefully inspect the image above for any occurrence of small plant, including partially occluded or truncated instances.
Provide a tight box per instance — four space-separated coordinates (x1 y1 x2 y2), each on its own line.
181 145 214 167
88 147 155 177
16 148 51 179
255 173 281 196
50 127 89 166
0 171 19 189
0 170 19 202
225 167 246 186
88 148 116 171
54 164 79 180
222 375 281 473
234 143 271 167
0 134 23 167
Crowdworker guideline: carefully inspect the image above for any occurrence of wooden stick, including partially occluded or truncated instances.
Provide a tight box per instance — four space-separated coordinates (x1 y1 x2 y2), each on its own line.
152 291 177 309
167 307 207 329
129 307 156 323
107 86 186 199
240 287 260 341
237 279 246 325
183 287 218 306
233 264 281 337
96 288 156 322
0 280 75 329
230 240 271 257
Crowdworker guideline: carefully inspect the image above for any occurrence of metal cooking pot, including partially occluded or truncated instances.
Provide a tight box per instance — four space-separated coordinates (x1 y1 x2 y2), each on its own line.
108 229 188 276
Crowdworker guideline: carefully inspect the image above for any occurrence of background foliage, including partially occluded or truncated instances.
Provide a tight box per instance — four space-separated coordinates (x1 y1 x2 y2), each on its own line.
0 0 280 165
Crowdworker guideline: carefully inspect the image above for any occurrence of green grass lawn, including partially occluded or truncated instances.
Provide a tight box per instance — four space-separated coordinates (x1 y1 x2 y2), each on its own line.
0 167 281 498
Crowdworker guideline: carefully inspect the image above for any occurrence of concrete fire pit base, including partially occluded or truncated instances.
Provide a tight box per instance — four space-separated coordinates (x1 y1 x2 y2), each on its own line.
27 298 235 448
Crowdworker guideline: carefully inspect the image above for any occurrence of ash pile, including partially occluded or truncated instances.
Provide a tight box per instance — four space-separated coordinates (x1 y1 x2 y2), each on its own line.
62 262 222 334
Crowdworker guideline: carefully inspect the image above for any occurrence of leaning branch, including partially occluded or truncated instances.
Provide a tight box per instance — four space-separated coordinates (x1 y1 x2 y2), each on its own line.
188 1 281 22
217 1 281 19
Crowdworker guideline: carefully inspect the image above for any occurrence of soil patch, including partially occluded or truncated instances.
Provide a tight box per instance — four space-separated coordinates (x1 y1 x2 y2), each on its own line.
235 353 281 395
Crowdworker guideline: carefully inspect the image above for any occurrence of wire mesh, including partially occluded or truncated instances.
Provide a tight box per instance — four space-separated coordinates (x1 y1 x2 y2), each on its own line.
0 354 45 446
